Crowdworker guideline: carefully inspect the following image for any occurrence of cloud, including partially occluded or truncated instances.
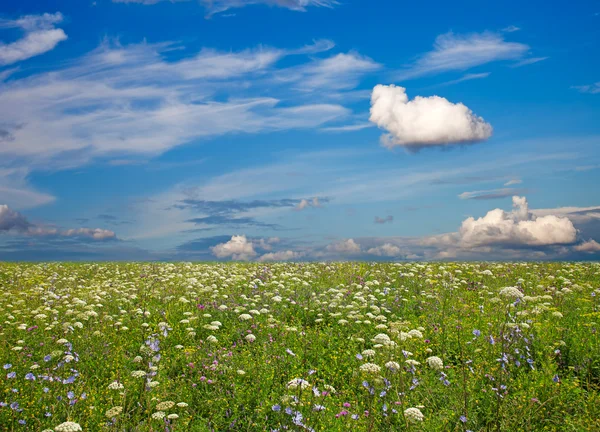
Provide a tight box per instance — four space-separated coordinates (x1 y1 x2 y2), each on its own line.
0 204 116 240
295 197 325 210
258 250 303 261
504 179 522 186
210 235 257 260
320 122 374 132
278 52 381 91
459 188 526 200
113 0 339 16
437 72 490 86
510 57 548 68
326 238 361 254
374 215 393 224
0 40 352 176
201 0 339 16
456 196 577 247
369 85 493 150
502 25 521 33
572 83 600 94
367 243 401 257
0 12 67 66
396 31 529 80
573 239 600 253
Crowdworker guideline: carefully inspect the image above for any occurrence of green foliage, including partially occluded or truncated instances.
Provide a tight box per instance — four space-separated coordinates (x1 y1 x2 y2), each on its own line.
0 262 599 431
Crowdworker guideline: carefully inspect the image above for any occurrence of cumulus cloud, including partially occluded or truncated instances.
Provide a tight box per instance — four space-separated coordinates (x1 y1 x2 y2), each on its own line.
210 235 257 260
396 31 529 80
0 204 116 240
374 215 393 224
369 85 492 150
258 250 303 261
326 238 361 254
574 239 600 253
0 12 67 66
367 243 401 257
458 196 577 247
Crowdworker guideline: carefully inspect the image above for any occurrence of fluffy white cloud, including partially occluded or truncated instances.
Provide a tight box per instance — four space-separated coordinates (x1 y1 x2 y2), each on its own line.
370 85 492 150
458 196 577 247
326 238 361 254
0 203 116 240
0 13 67 66
574 239 600 253
211 235 257 260
367 243 401 257
396 31 529 80
258 250 303 261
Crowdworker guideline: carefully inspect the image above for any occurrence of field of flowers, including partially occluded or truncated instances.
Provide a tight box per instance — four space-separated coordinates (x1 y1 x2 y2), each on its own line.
1 262 599 431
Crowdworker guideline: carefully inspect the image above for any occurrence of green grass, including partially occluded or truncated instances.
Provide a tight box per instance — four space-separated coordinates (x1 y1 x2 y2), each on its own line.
1 262 599 431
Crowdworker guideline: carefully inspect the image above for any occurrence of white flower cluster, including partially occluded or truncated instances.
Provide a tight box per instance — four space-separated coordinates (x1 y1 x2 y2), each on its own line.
426 356 444 371
359 363 381 374
54 422 82 432
404 407 424 423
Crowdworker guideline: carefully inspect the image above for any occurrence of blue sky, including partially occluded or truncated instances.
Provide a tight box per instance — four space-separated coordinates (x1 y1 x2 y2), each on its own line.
0 0 599 261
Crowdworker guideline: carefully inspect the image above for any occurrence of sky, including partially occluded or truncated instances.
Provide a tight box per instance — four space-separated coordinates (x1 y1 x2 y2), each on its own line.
0 0 599 262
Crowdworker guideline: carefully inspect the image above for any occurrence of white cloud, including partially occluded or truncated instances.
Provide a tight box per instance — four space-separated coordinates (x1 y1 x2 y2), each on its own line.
320 122 374 132
504 179 522 186
572 83 600 95
0 203 116 240
574 239 600 253
438 72 490 86
113 0 339 15
0 40 351 173
0 12 67 66
369 85 492 150
201 0 338 16
459 188 524 200
531 205 600 223
210 235 257 260
258 250 303 261
278 52 381 91
510 57 548 68
396 31 529 80
326 238 361 254
367 243 401 257
457 196 577 247
295 197 324 210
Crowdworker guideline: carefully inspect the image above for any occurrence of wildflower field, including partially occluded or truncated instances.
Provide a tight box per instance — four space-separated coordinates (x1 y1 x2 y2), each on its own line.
1 262 599 431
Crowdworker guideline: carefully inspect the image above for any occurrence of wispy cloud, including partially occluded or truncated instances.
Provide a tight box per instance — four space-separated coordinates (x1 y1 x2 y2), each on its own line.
459 188 527 200
396 31 529 80
0 12 67 66
572 82 600 94
510 56 548 68
437 72 490 86
0 38 370 208
113 0 339 17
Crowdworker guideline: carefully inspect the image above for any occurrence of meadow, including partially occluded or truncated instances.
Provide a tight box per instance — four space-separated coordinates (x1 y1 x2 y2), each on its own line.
1 262 599 431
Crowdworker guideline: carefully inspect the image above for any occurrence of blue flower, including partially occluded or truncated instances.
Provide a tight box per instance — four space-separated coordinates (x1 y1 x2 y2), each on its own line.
7 372 16 379
25 373 36 381
3 364 11 370
271 404 281 412
44 355 52 362
472 329 481 337
460 415 467 423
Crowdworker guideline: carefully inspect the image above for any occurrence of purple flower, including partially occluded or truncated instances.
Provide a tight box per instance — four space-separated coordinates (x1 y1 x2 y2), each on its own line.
7 372 16 379
356 353 363 360
313 405 325 412
3 364 11 370
284 407 293 415
18 420 26 425
10 402 19 410
271 405 281 412
553 374 560 383
45 412 52 417
472 329 481 337
460 415 467 423
67 391 75 400
25 373 36 381
351 414 359 420
44 355 52 362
